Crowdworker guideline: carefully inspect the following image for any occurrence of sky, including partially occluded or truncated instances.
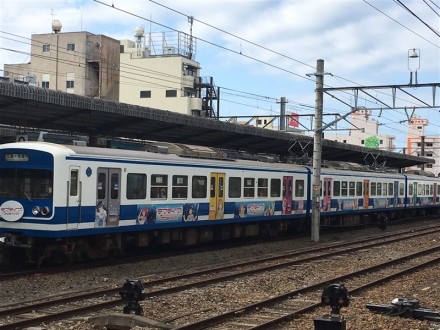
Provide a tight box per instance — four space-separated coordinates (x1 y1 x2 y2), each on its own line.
0 0 439 151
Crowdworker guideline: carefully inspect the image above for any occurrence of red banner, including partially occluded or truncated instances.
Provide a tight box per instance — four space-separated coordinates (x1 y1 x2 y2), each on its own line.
289 113 299 127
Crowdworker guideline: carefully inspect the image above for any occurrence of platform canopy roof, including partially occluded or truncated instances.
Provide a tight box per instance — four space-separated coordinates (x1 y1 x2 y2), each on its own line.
0 81 433 169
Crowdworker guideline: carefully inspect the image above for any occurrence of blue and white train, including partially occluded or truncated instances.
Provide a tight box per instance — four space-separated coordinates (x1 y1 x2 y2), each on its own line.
0 142 438 263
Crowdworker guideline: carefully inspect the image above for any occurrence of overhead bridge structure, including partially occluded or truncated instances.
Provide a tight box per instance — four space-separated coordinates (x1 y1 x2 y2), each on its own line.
0 81 432 169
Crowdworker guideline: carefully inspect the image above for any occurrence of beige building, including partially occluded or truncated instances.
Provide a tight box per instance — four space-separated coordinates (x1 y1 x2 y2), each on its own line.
326 108 396 151
119 29 214 116
406 116 439 176
4 21 120 101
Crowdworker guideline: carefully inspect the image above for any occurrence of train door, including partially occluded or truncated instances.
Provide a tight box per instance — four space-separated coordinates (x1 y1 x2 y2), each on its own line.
393 181 399 206
282 176 293 214
413 182 418 206
209 172 225 220
96 168 121 227
66 166 81 230
322 178 332 211
363 180 370 209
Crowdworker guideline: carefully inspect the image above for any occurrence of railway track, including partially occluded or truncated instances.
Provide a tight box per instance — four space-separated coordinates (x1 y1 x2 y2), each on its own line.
1 225 439 329
174 247 440 329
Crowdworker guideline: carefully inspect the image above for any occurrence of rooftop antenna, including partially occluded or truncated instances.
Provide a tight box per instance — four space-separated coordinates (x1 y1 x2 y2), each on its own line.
188 16 193 59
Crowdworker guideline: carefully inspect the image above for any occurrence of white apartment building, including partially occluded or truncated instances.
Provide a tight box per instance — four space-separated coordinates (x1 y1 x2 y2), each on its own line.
119 28 213 116
3 21 120 101
406 116 440 176
326 108 396 151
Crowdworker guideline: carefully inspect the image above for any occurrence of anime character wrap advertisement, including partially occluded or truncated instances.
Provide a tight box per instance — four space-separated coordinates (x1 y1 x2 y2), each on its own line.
234 201 275 218
136 203 199 224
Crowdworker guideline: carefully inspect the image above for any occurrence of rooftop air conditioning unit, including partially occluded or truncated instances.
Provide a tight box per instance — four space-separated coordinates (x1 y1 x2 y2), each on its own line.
16 134 28 142
163 46 176 55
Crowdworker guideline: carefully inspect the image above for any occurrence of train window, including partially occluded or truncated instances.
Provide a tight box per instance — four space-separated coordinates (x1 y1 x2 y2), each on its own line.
70 170 78 196
270 179 281 197
409 184 413 196
418 184 422 195
341 181 348 196
258 178 268 198
210 177 216 198
229 177 241 198
356 182 362 196
428 184 432 195
333 181 340 197
151 174 168 199
400 183 404 195
192 176 207 199
0 169 53 199
377 183 382 196
97 172 106 200
127 173 146 200
219 176 224 198
437 185 440 195
388 183 393 196
349 182 355 196
110 173 119 199
172 175 188 199
295 180 304 197
371 182 376 196
244 178 255 198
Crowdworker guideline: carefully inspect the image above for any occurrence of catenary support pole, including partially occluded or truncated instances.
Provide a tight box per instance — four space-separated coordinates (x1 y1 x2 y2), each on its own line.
311 59 325 243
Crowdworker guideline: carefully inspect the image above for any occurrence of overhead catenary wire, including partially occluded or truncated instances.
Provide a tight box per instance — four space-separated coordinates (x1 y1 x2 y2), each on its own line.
1 3 438 147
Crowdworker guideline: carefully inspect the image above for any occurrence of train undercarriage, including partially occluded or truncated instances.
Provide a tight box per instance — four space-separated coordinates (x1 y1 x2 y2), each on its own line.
1 207 439 270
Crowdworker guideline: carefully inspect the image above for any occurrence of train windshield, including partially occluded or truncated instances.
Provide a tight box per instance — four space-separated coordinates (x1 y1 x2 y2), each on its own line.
0 169 53 199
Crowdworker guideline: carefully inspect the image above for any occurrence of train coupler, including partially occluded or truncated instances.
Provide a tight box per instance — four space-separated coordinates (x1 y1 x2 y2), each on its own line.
366 297 440 321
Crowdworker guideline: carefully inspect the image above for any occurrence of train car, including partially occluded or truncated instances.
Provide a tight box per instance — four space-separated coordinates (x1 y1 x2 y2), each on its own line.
0 141 439 266
0 142 310 264
318 167 408 226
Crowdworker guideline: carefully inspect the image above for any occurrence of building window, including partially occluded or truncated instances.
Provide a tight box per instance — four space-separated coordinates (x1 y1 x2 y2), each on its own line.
67 43 75 51
42 44 50 52
66 73 74 90
343 140 347 143
140 90 151 98
361 140 364 144
166 90 177 97
380 140 383 144
42 73 50 88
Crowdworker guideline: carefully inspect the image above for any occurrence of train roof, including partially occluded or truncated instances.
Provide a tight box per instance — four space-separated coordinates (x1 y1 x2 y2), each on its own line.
2 142 438 180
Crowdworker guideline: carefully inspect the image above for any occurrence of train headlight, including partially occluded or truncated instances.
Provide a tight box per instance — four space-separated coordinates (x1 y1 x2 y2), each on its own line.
41 206 50 216
32 206 40 216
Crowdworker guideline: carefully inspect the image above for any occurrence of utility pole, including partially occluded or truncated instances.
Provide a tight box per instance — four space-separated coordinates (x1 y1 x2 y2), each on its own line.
310 59 325 243
278 97 288 131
